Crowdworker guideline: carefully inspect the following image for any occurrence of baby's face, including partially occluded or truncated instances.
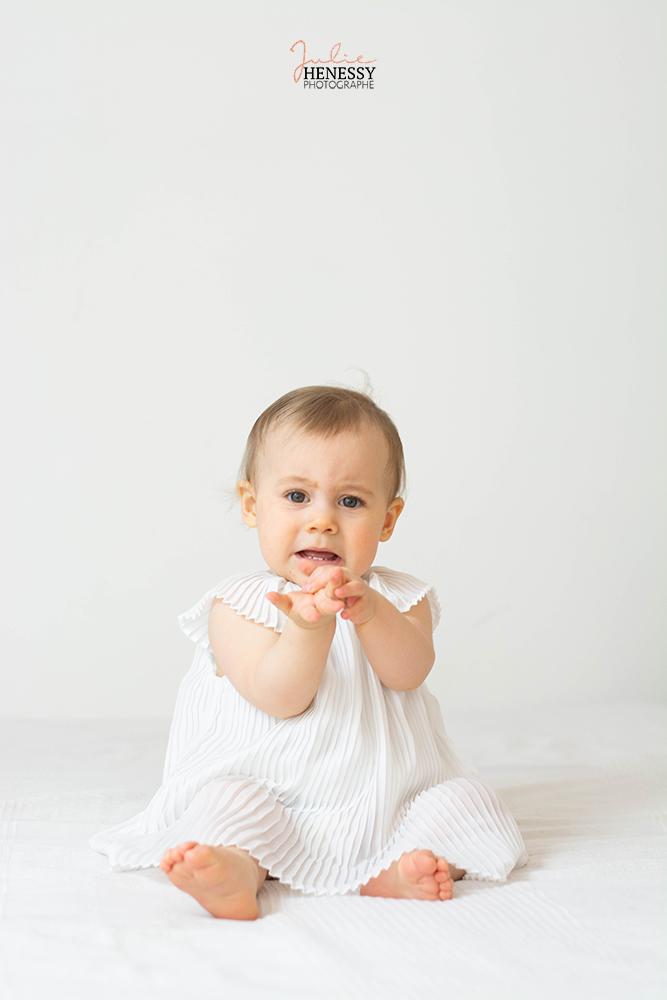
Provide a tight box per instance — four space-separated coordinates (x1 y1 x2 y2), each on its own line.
238 421 405 584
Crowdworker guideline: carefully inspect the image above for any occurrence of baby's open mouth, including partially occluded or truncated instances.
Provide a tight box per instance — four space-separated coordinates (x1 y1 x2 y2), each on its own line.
296 550 342 564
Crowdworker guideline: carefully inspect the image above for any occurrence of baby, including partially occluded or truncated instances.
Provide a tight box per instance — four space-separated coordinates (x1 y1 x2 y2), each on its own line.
90 384 528 919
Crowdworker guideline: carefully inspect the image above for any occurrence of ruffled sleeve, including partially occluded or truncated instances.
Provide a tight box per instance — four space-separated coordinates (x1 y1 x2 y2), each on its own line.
177 570 299 649
365 565 442 631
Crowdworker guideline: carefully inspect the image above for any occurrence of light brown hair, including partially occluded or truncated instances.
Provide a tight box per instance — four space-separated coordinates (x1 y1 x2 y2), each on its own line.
235 378 406 507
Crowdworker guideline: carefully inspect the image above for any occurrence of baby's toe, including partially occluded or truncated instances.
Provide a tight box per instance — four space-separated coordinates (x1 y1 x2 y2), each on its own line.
432 858 454 899
403 850 439 881
181 843 219 872
159 847 181 871
160 841 201 872
439 880 454 899
176 841 199 857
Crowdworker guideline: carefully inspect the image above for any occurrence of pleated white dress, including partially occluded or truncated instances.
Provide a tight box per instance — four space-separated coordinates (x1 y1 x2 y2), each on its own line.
89 565 529 896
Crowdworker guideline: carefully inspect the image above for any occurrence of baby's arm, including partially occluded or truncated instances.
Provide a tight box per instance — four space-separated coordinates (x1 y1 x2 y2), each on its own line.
356 593 435 692
255 614 336 717
209 596 336 720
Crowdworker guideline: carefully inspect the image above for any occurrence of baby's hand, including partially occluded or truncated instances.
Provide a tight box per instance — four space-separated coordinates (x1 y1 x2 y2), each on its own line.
265 583 344 630
302 565 377 627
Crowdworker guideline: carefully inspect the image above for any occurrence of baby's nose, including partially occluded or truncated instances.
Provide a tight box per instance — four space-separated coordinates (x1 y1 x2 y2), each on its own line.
306 506 338 531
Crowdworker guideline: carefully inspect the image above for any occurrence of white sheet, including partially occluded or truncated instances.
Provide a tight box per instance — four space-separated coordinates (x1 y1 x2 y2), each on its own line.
1 701 665 1000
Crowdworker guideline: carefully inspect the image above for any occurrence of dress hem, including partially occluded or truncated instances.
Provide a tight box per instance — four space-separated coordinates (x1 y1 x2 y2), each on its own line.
89 775 529 898
95 840 528 897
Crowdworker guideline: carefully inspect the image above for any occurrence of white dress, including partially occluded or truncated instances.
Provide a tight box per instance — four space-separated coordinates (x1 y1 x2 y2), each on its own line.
89 565 529 896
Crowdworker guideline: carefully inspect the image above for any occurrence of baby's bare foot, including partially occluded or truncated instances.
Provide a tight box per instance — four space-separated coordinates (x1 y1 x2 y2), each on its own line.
360 849 461 901
159 842 263 920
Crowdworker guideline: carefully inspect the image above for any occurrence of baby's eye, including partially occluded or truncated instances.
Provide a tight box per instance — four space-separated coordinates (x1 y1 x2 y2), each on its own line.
340 495 364 509
285 490 307 503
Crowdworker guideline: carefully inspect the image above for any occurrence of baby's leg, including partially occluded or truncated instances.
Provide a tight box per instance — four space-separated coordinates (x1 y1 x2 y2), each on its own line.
360 850 466 901
160 841 269 920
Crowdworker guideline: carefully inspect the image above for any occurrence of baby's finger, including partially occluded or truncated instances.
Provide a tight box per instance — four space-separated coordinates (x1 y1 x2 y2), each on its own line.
333 580 363 598
304 566 345 593
340 595 362 620
286 592 322 625
266 592 291 615
292 591 330 621
313 589 345 614
301 569 328 593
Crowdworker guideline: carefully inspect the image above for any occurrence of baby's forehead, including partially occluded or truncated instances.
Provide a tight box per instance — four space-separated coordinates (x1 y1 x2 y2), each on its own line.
261 422 388 478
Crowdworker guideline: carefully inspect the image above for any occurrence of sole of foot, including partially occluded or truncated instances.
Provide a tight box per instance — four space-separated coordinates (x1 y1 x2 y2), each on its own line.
159 841 261 920
359 849 456 900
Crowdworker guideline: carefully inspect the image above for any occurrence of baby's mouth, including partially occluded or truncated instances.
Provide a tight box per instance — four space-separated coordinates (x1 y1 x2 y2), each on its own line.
295 550 342 565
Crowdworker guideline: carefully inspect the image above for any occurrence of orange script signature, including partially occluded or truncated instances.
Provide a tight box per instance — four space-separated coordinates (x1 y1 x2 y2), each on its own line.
290 40 377 84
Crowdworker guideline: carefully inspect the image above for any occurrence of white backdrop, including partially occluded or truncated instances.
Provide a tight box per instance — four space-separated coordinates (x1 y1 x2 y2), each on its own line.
2 1 665 719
